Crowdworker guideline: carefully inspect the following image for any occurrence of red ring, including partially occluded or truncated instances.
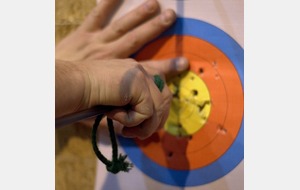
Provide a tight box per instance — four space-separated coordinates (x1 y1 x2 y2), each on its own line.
134 35 244 170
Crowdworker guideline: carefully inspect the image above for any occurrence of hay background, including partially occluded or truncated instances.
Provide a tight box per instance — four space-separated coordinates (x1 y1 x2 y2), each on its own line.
55 0 98 190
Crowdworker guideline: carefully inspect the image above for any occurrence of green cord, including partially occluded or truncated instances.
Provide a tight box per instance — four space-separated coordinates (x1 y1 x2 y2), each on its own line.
91 75 164 174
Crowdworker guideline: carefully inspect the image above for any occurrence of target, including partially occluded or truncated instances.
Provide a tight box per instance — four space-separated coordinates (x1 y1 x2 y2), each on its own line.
118 17 244 187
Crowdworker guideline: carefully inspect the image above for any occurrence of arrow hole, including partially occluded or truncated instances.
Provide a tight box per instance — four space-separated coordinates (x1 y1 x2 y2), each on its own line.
199 67 204 74
217 125 227 135
192 89 198 96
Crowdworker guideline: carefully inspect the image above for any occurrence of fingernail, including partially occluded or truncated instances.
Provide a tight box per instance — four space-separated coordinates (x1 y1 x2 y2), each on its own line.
144 0 156 12
160 10 176 24
175 57 189 71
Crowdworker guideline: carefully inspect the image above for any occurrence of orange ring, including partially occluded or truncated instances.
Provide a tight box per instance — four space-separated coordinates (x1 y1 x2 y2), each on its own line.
134 35 244 170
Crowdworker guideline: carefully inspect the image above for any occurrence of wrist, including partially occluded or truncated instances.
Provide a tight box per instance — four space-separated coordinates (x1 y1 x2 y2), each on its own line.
55 59 86 118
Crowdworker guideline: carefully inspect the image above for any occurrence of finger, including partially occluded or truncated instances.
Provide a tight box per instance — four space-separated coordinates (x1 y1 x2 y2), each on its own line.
121 105 161 139
99 0 160 42
106 69 155 127
111 120 124 135
111 9 177 58
121 118 158 139
141 57 189 81
121 89 171 140
106 105 153 127
156 104 170 130
122 74 166 139
79 0 121 32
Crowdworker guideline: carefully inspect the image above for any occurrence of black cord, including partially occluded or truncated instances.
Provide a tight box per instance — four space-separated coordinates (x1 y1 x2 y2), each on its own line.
91 74 164 174
92 115 133 174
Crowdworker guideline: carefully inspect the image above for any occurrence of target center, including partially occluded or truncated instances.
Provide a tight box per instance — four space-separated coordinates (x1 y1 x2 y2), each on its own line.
164 71 211 136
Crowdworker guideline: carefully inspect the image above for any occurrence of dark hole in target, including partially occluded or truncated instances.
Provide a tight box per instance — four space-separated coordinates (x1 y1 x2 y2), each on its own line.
199 67 204 74
217 125 227 134
192 89 198 96
168 152 173 157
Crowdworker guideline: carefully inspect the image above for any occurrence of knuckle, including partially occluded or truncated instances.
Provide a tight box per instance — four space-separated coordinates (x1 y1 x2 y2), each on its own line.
111 22 126 36
134 66 145 78
130 63 147 81
143 102 154 116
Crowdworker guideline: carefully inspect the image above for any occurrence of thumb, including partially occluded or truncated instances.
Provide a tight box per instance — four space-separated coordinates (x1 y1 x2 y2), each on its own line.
141 57 189 80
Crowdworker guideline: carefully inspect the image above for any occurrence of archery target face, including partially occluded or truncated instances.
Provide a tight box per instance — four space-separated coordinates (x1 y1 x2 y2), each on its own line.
95 1 244 190
117 18 244 187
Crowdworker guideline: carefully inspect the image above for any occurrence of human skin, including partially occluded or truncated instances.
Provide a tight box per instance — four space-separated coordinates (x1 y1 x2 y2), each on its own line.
56 58 188 139
56 0 176 61
55 0 189 139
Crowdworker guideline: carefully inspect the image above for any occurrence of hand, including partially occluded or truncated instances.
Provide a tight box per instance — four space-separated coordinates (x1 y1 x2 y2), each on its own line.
79 57 190 136
118 57 189 139
55 57 189 139
55 0 176 61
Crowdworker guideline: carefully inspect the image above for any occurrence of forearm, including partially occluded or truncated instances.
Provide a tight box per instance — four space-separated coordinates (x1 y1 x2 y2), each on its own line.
55 59 86 118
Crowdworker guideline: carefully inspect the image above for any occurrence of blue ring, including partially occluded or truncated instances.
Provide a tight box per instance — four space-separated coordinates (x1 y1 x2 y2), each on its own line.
119 17 244 187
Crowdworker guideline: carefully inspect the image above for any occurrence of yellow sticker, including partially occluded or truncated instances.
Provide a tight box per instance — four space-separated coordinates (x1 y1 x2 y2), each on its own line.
164 71 211 136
